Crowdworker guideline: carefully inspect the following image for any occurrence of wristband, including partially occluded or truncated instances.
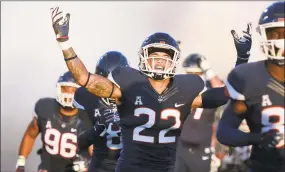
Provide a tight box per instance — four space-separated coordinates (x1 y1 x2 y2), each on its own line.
58 40 72 50
204 69 216 81
16 155 26 167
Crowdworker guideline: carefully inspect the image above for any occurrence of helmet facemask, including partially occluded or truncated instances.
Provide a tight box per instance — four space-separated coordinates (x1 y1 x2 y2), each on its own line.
139 43 180 80
257 20 284 65
56 82 80 108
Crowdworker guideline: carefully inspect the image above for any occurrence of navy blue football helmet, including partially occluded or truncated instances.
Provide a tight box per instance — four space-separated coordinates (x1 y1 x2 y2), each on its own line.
256 1 284 65
139 32 180 80
95 51 130 105
56 71 80 108
95 51 130 77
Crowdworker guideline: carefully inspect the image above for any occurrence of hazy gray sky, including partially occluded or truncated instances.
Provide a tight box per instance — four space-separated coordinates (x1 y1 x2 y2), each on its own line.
1 1 272 171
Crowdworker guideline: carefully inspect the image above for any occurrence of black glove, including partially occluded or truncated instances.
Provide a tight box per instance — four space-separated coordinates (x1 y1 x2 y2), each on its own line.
50 6 70 42
259 130 284 151
231 23 252 59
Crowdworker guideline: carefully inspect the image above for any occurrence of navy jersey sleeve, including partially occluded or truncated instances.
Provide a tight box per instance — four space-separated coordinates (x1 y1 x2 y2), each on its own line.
225 65 247 101
182 74 205 97
33 98 55 119
108 66 141 93
33 98 56 133
192 74 206 96
216 101 261 147
33 98 44 132
33 99 42 119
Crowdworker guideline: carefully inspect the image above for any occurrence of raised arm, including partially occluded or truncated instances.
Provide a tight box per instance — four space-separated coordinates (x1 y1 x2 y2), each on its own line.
191 23 253 109
50 7 121 99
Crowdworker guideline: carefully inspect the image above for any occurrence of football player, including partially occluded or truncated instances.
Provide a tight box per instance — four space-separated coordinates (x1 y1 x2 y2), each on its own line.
217 1 284 172
50 7 231 172
175 23 252 172
175 54 224 172
74 51 130 172
15 72 93 172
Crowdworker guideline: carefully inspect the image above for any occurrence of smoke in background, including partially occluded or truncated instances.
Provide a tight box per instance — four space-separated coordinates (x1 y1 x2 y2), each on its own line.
1 1 272 171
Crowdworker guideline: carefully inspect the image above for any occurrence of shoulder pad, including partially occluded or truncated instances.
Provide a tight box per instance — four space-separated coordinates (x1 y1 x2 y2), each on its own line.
34 98 57 119
225 61 263 100
109 66 145 92
175 74 205 97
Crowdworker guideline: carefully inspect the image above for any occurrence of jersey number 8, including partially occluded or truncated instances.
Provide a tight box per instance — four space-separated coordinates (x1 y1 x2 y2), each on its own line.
261 106 284 148
106 123 122 150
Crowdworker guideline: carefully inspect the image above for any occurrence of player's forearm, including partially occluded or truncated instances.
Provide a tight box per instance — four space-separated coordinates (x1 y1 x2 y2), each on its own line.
18 134 37 158
62 47 117 98
62 47 90 86
235 54 250 67
217 121 260 147
208 76 225 88
216 103 261 146
18 118 39 158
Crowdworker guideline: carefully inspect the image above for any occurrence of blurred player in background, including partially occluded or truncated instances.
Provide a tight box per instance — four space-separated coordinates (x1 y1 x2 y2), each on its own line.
16 71 92 172
74 51 130 172
175 53 224 172
217 1 284 172
175 23 253 172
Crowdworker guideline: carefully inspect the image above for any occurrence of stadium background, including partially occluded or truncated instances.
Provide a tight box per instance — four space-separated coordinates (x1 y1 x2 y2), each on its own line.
1 1 272 171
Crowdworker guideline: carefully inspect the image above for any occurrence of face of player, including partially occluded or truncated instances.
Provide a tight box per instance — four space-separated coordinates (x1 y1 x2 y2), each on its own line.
60 86 77 106
147 52 173 72
266 27 285 57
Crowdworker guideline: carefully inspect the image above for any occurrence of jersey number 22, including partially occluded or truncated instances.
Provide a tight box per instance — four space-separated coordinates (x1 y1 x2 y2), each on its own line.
133 107 181 143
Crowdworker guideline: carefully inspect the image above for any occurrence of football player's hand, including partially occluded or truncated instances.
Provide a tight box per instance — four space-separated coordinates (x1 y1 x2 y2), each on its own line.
15 166 25 172
16 156 26 172
194 54 217 80
259 130 283 150
231 23 252 59
72 155 89 172
50 6 70 42
193 54 211 72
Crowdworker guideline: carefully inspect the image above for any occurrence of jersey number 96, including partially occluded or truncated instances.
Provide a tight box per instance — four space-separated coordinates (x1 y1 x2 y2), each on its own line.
44 128 77 158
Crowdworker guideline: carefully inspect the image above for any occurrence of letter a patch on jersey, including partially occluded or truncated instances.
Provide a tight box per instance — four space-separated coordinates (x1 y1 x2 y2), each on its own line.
46 120 52 128
94 109 101 117
134 96 143 105
262 94 272 106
